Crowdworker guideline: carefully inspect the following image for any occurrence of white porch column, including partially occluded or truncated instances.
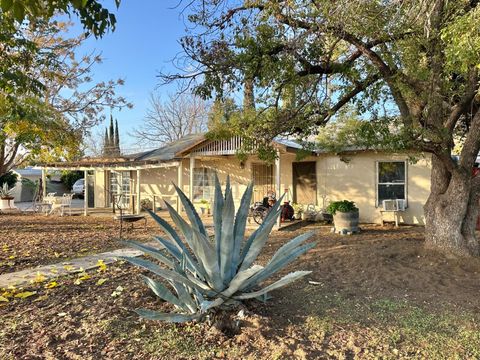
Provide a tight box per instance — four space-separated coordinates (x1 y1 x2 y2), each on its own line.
136 169 141 214
189 155 195 201
84 170 88 216
275 150 281 228
177 161 183 212
41 168 47 198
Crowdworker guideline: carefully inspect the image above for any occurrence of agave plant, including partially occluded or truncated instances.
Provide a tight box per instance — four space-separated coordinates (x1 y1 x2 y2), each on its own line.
0 183 14 199
121 176 315 323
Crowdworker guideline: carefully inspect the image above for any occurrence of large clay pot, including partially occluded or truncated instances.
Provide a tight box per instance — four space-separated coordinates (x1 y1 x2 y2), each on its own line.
0 197 15 209
332 210 360 234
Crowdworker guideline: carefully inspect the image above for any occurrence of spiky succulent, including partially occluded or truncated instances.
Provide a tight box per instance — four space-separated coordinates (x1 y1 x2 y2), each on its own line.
121 176 315 322
0 183 14 198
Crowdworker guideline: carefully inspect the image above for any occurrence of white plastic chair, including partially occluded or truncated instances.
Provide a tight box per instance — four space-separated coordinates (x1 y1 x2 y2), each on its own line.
59 193 74 216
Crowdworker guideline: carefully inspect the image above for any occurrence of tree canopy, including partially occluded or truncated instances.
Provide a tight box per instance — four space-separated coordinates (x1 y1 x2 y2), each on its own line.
165 0 480 255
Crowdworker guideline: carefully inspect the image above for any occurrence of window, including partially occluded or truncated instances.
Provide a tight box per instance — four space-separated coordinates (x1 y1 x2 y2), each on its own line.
193 168 216 202
377 161 406 206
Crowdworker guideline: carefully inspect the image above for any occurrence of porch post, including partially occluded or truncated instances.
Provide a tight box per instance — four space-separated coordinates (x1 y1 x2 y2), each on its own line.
41 168 47 198
189 154 195 201
84 170 88 216
177 161 183 212
275 150 281 228
136 169 141 214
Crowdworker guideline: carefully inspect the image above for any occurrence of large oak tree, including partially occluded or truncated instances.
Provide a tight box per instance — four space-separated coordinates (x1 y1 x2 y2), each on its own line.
164 0 480 256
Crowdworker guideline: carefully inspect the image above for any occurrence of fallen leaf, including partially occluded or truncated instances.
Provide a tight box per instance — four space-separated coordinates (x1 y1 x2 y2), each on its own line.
0 296 9 302
57 312 67 317
14 291 37 299
31 272 47 284
96 278 107 286
96 260 107 272
44 281 59 289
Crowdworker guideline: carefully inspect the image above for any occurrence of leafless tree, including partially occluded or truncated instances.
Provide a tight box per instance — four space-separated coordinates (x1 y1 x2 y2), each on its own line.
132 93 209 146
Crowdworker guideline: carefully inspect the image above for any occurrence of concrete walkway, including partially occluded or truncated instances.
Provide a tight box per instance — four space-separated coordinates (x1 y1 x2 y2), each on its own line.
0 242 159 288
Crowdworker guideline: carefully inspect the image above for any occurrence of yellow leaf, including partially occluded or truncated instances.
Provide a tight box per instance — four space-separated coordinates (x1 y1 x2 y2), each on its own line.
44 281 59 289
31 272 47 284
96 260 107 272
73 279 82 285
63 265 74 272
14 291 37 299
8 255 16 260
54 252 61 258
96 278 107 286
78 273 91 281
50 268 58 274
0 296 9 302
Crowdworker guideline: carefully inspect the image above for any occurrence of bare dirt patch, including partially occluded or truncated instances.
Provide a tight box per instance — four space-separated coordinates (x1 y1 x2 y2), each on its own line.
1 223 480 359
0 214 158 274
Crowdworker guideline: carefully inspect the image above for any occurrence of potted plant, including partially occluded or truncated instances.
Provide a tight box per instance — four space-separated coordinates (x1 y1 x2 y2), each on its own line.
326 200 360 234
291 203 304 220
198 198 210 215
0 183 15 209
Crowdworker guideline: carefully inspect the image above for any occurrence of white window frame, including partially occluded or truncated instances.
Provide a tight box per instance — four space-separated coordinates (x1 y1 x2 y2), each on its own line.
376 161 408 207
192 167 216 202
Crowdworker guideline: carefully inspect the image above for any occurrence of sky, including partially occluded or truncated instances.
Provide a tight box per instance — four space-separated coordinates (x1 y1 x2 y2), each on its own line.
70 1 193 153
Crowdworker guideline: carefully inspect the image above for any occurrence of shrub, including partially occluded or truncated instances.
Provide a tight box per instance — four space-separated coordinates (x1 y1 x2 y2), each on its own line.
0 171 18 188
326 200 358 215
121 176 316 323
140 198 153 210
60 171 83 190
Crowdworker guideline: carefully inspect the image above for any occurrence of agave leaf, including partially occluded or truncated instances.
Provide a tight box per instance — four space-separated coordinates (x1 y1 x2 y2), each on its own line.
200 298 224 312
163 201 193 247
135 308 201 323
120 256 205 292
219 181 235 283
173 183 207 237
238 208 281 272
231 182 253 279
153 236 206 281
141 275 188 311
146 209 183 249
221 265 263 297
239 193 285 267
234 271 312 300
171 281 198 313
269 231 315 264
213 174 224 266
242 242 316 291
191 227 223 291
121 240 174 269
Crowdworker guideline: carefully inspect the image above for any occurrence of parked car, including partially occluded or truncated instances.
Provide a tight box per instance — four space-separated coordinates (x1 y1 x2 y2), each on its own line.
72 178 85 198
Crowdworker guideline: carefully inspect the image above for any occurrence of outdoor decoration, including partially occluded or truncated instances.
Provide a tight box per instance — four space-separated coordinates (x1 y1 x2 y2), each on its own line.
0 183 15 209
327 200 360 235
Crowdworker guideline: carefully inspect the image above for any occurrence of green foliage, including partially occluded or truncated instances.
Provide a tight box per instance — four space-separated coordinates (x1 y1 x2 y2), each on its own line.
0 183 14 198
0 171 18 188
60 171 83 190
326 200 358 215
121 175 315 322
0 0 120 37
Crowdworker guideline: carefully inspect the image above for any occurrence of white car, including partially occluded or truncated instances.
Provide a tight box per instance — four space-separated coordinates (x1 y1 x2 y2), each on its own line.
72 178 85 198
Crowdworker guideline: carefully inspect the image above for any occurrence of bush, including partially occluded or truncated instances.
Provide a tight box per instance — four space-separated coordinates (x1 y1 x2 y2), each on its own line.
326 200 358 215
0 171 18 188
121 176 316 323
60 171 83 190
140 198 153 210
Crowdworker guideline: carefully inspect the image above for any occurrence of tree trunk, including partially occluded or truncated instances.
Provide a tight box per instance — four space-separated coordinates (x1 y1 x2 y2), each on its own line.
424 155 479 256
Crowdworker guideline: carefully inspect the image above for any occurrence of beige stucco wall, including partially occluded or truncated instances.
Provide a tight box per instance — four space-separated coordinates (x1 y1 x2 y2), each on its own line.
94 170 105 208
317 152 432 224
90 151 432 225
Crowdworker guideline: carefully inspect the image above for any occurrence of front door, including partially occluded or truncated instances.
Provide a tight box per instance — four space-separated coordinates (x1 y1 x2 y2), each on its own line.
109 171 131 208
251 163 274 203
293 162 317 205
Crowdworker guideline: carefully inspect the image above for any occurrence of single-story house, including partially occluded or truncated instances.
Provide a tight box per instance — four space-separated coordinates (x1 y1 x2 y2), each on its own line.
41 134 432 225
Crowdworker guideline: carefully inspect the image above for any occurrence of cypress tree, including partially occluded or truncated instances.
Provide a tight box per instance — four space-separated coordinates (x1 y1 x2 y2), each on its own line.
115 119 120 155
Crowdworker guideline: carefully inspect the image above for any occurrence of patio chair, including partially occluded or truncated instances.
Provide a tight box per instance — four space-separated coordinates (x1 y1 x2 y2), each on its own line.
59 193 74 216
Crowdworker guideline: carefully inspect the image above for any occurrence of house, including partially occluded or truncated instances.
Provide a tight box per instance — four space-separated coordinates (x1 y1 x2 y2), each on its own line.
40 134 432 225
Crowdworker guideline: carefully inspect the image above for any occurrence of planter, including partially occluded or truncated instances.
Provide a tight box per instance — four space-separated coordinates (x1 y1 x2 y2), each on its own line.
0 197 15 210
332 210 360 235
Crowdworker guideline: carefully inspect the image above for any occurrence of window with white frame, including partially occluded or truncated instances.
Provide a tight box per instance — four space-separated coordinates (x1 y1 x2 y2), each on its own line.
193 168 216 202
377 161 407 206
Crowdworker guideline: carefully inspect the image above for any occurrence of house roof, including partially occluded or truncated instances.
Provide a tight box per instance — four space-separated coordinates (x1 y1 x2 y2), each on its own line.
133 134 205 161
12 167 43 177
